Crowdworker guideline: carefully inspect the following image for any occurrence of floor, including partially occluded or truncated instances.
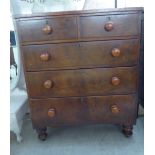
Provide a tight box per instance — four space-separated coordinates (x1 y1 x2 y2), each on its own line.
10 115 144 155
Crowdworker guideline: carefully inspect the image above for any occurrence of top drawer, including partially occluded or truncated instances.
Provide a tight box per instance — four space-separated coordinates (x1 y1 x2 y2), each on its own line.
17 17 77 43
80 14 140 39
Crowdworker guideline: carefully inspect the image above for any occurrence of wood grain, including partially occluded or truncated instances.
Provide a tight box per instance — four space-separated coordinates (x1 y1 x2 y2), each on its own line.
14 8 143 138
23 39 139 71
30 94 137 127
17 17 77 43
26 67 138 98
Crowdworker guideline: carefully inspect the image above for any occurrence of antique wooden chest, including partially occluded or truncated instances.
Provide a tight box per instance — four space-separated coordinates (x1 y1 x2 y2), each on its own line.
14 7 143 140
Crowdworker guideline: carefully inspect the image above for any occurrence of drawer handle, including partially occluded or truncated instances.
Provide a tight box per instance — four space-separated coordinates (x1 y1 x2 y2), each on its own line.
111 77 120 86
104 22 113 31
111 48 121 57
43 80 53 89
42 25 53 34
40 53 50 61
111 105 119 114
48 108 56 118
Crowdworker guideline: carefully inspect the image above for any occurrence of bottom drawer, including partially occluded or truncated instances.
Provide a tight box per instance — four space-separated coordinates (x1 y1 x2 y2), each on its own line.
30 94 137 127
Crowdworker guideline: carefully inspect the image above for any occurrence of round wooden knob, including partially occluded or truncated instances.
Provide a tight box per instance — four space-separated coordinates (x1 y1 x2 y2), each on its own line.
42 25 52 34
43 80 53 89
111 105 119 114
48 108 56 118
111 48 121 57
104 22 113 31
40 53 50 61
111 77 120 86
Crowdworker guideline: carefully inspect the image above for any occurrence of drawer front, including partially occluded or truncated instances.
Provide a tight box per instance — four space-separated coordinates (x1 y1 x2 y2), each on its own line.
17 17 77 43
23 39 139 71
26 67 138 98
30 94 137 127
80 14 139 39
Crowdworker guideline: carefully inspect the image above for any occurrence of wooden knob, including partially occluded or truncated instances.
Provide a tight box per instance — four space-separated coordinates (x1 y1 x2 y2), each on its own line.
104 22 113 31
40 53 50 61
111 105 119 114
43 80 53 89
48 108 56 118
112 48 121 57
111 77 120 86
42 25 52 34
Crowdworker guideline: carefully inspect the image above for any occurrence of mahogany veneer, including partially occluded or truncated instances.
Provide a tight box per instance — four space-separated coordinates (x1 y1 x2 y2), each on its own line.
14 7 143 140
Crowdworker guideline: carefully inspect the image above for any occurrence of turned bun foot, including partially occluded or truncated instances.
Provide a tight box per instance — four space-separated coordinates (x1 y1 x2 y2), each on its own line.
38 132 48 141
122 125 133 137
36 127 48 141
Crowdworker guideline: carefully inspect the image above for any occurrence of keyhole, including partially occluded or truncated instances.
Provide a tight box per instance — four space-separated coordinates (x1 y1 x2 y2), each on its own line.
80 97 84 103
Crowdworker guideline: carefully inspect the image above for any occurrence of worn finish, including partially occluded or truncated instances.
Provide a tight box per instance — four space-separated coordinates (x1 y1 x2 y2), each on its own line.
80 14 139 39
30 94 137 128
14 7 143 140
26 67 138 98
23 39 139 71
17 17 77 43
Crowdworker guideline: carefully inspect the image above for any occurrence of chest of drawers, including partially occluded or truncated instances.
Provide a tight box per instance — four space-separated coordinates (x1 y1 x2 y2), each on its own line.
14 7 143 141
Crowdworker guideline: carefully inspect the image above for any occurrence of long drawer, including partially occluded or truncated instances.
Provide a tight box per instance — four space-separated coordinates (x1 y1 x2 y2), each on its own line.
23 39 139 71
30 94 137 127
80 13 140 39
26 67 138 98
17 16 77 43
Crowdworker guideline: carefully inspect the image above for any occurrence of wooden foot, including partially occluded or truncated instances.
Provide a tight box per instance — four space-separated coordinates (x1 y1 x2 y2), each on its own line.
36 127 48 141
122 125 133 137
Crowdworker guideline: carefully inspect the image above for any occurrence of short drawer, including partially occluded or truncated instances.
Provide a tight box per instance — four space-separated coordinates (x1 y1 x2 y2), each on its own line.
80 14 140 39
17 17 77 43
30 94 137 126
23 39 139 71
26 67 138 98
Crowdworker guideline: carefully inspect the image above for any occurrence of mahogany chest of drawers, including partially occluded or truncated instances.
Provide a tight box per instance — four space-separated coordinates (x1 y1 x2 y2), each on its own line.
14 7 143 140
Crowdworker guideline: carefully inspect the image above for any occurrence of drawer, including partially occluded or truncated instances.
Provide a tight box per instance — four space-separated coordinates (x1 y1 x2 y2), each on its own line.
30 94 137 126
80 14 140 39
26 67 138 98
23 39 139 71
17 17 77 43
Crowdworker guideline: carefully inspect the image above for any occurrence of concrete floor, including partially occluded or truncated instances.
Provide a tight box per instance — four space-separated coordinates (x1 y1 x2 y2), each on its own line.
10 115 144 155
